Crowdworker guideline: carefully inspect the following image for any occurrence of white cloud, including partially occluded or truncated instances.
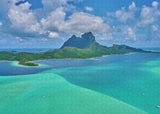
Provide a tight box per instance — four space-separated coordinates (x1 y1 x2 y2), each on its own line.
62 12 110 34
152 25 158 31
0 0 74 38
0 0 22 15
1 0 159 45
8 1 43 34
0 0 110 39
115 2 136 23
41 7 66 32
0 22 2 26
41 0 73 12
85 6 94 12
48 32 59 38
123 27 136 41
42 0 67 9
137 1 160 27
129 2 136 10
152 1 159 8
41 9 110 35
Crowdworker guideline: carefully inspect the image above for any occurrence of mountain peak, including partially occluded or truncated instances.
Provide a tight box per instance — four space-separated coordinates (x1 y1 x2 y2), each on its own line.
71 35 77 38
61 32 97 49
82 32 94 39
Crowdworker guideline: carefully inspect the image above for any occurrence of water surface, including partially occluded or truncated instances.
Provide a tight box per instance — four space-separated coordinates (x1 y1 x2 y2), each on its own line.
0 53 160 113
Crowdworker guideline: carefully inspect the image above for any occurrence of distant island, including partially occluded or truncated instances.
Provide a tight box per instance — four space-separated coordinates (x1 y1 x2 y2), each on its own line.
0 32 150 66
19 61 39 66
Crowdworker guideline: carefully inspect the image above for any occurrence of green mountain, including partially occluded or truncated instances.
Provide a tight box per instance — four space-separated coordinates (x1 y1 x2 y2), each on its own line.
61 32 107 49
60 32 145 56
0 32 148 66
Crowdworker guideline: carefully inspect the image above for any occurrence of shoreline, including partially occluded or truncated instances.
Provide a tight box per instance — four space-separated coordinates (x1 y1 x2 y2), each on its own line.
0 52 138 63
0 52 149 67
10 61 50 68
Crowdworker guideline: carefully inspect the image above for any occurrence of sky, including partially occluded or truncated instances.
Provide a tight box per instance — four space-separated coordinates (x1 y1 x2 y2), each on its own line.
0 0 160 48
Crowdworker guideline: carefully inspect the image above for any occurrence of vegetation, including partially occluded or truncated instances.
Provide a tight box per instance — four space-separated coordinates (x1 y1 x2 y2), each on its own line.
0 32 148 66
19 61 39 66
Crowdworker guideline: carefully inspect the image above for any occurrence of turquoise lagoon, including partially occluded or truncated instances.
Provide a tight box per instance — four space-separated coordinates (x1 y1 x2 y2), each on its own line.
0 53 160 113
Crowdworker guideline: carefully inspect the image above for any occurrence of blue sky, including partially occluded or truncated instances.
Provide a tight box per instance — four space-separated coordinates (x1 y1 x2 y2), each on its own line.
0 0 160 48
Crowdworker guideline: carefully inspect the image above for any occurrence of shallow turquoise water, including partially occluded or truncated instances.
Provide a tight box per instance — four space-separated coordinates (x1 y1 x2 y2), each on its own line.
0 73 147 114
39 53 160 114
0 53 160 113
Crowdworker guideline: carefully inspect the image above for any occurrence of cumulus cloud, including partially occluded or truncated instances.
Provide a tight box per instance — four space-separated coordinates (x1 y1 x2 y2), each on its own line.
150 24 160 39
85 6 94 12
62 12 110 34
8 2 42 34
152 1 159 8
42 0 67 10
0 0 159 46
123 26 136 41
48 32 59 38
1 0 48 38
113 2 136 23
41 0 74 12
0 0 110 39
41 9 110 35
41 7 66 32
0 0 19 15
137 1 160 27
0 0 72 38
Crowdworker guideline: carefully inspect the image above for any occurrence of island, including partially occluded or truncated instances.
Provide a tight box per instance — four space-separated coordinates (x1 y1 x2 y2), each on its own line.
19 61 39 66
0 32 149 66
